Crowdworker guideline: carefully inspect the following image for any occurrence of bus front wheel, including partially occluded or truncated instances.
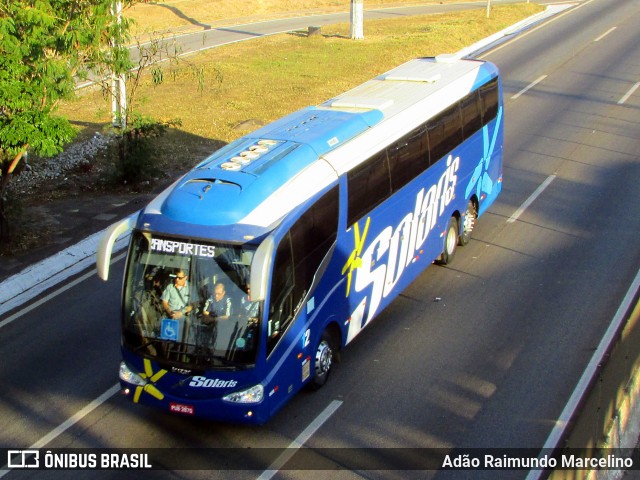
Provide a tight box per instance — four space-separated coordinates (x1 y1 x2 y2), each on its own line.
310 330 334 390
438 217 458 265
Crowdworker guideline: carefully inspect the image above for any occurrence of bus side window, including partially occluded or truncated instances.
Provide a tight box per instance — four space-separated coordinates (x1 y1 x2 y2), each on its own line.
347 150 391 226
460 91 482 139
440 103 463 157
388 124 429 193
427 104 463 163
427 116 446 163
266 186 339 357
267 232 294 355
290 186 339 303
479 77 499 124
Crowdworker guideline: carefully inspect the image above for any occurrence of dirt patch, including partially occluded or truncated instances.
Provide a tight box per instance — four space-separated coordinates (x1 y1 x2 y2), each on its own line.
0 130 218 282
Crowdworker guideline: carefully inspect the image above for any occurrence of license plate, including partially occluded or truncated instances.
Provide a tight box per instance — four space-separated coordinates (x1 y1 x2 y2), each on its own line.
169 402 195 415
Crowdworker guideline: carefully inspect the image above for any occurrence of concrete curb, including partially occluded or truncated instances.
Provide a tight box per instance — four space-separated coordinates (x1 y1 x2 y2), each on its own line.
457 3 577 59
0 213 135 318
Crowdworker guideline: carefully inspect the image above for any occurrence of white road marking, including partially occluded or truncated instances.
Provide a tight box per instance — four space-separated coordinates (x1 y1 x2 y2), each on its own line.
511 74 548 100
30 384 121 449
480 2 583 59
0 387 341 479
618 81 640 105
257 400 343 480
0 7 618 479
594 26 616 42
0 384 121 478
0 252 126 330
507 174 557 224
0 211 134 319
525 267 640 480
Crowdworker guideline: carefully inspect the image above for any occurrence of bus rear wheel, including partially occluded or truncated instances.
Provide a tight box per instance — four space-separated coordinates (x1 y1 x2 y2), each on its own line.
459 200 477 246
438 217 458 265
310 330 334 390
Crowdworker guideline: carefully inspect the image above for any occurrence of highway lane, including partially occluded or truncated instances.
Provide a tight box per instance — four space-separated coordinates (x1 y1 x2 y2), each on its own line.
454 0 640 454
2 0 640 479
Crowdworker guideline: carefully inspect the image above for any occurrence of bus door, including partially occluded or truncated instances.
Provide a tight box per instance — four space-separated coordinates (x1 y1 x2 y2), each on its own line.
250 184 340 416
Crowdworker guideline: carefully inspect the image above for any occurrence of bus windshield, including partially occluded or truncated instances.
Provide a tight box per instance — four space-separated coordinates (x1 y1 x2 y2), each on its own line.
122 231 260 370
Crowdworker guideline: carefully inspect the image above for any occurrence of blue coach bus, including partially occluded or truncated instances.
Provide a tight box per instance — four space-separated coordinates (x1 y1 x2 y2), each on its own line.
97 56 504 424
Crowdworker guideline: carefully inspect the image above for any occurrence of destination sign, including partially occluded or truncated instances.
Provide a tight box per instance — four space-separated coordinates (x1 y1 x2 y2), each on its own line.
150 238 216 258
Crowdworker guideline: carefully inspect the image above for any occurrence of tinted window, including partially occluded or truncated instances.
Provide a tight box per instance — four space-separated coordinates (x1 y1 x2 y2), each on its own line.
347 150 391 226
345 76 500 228
479 77 499 123
290 186 339 303
460 91 482 139
267 232 294 355
427 115 447 164
388 125 429 192
441 103 463 155
427 104 463 163
267 186 339 356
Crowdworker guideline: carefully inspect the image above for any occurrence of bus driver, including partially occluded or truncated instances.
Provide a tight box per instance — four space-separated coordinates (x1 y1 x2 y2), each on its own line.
162 269 195 319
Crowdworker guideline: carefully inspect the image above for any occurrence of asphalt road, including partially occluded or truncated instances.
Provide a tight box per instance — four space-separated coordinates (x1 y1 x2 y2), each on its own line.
2 0 640 479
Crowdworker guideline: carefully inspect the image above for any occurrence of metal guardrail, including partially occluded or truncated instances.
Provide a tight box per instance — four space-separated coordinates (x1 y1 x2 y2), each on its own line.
528 269 640 480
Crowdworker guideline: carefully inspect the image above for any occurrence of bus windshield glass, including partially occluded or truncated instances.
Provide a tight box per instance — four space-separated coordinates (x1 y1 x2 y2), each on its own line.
122 231 260 370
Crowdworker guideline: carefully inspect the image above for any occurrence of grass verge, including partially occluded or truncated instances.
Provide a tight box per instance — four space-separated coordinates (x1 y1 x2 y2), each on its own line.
125 0 482 36
61 3 541 168
3 3 541 258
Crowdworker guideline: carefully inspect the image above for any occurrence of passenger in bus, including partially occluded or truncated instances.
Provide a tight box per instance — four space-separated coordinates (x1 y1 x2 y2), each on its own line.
239 285 259 322
203 282 233 321
161 269 195 319
140 270 164 328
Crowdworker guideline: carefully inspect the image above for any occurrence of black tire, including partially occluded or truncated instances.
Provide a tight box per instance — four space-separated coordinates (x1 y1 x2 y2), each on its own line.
438 217 458 265
459 200 477 246
310 330 334 390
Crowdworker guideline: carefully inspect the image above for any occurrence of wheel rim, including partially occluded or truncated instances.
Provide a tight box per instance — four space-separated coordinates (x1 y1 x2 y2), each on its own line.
463 204 476 237
446 223 457 254
315 340 332 378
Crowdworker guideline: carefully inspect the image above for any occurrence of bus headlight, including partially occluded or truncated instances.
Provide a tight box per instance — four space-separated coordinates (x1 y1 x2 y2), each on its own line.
222 384 264 404
119 361 147 387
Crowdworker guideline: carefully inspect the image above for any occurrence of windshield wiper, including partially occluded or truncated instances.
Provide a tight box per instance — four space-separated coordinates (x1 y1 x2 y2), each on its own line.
189 350 239 369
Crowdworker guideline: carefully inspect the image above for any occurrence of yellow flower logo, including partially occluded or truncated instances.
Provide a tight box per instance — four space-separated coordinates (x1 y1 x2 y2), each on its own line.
133 358 168 403
341 217 370 297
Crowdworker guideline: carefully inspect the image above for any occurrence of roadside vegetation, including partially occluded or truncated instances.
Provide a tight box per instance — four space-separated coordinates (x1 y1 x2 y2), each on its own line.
3 2 542 255
124 0 484 37
61 3 540 167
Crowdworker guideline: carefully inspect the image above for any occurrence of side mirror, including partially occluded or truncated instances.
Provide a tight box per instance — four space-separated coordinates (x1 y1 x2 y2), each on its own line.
249 236 275 302
96 216 135 281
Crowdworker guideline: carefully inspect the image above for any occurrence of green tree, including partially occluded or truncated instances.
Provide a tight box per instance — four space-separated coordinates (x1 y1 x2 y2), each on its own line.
0 0 134 241
107 33 212 185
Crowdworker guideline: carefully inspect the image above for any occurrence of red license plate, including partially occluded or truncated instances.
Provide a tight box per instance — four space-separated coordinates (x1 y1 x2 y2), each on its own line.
169 402 195 415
